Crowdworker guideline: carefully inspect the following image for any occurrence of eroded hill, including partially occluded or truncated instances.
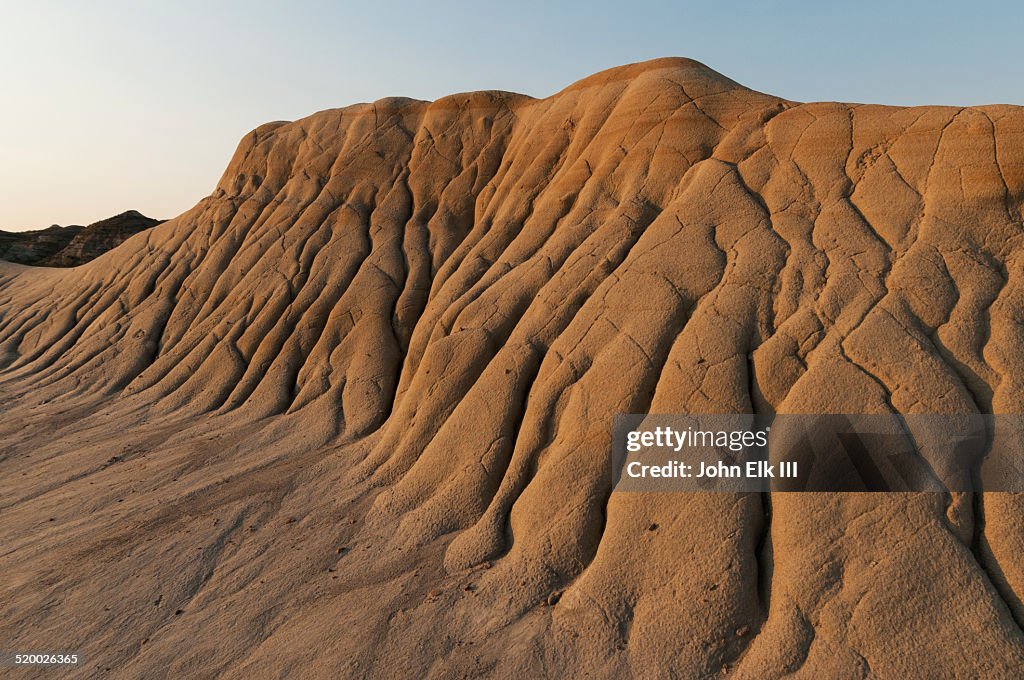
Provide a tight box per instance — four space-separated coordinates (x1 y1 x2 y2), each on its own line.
1 58 1023 678
0 210 162 267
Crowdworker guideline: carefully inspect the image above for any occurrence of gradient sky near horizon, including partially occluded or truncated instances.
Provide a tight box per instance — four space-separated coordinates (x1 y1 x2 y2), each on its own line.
2 0 1021 230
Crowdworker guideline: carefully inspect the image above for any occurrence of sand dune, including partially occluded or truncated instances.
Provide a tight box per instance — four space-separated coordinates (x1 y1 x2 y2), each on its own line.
2 57 1024 677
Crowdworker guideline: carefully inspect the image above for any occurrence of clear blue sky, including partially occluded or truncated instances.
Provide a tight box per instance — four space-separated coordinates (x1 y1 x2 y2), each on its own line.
2 0 1021 229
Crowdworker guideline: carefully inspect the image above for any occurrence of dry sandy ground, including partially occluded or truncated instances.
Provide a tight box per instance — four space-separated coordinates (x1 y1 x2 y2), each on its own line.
2 58 1024 678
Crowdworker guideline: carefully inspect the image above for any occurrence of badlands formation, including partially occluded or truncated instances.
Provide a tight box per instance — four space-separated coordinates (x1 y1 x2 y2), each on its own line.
0 210 162 267
1 58 1024 677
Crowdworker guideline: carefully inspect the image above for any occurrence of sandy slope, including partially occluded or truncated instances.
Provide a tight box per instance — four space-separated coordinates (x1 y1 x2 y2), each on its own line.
2 57 1024 678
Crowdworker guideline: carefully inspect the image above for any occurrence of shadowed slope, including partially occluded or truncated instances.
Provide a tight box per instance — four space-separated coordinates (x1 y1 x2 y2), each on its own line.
0 210 162 267
2 58 1024 678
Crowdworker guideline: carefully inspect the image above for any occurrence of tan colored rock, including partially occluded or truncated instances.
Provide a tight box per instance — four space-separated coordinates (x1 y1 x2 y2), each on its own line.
0 57 1023 677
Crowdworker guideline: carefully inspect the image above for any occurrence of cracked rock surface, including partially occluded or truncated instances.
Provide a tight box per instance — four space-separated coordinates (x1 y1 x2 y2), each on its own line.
1 58 1023 678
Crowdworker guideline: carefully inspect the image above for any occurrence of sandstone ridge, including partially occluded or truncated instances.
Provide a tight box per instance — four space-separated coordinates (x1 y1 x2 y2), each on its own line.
1 58 1023 678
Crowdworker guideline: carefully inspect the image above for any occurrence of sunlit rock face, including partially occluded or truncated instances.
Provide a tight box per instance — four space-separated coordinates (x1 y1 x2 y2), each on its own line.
1 58 1023 678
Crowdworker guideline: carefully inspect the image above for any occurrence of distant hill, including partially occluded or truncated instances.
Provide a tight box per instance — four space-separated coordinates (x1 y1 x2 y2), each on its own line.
0 210 162 266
